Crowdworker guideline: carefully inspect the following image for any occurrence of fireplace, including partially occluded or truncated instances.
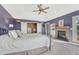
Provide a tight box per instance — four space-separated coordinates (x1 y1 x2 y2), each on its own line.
57 31 68 41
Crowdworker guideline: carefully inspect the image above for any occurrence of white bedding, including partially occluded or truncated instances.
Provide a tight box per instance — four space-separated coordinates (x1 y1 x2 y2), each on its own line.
0 34 49 54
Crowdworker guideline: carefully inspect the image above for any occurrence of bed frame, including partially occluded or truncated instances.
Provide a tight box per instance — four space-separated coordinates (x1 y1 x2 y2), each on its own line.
5 46 48 55
0 28 50 55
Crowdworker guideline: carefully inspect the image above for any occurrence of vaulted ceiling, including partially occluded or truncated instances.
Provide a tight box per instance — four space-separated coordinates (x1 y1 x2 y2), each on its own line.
2 4 79 21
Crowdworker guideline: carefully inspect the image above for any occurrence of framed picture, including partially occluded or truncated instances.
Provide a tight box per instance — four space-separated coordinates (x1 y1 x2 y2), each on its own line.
58 19 64 27
50 23 55 30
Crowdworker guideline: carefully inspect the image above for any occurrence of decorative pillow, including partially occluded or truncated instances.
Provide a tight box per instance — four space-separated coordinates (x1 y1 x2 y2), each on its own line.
8 31 13 38
15 30 22 37
8 30 18 39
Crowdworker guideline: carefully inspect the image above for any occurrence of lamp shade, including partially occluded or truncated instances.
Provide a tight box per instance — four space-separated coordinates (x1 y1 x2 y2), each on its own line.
9 24 13 28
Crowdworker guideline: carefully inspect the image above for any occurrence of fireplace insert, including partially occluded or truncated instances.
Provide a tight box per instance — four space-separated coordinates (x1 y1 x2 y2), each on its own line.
57 31 68 41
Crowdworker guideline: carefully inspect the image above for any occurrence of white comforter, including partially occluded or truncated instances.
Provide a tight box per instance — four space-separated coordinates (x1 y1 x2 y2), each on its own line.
0 34 49 54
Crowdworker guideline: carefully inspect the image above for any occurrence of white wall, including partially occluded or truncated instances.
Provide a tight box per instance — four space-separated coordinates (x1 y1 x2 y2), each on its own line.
21 22 27 33
37 23 42 33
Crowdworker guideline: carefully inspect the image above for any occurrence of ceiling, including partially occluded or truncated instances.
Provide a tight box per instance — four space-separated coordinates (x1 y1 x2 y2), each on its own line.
1 4 79 22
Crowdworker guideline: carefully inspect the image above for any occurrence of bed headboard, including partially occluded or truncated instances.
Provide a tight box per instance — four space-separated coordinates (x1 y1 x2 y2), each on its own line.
0 28 8 35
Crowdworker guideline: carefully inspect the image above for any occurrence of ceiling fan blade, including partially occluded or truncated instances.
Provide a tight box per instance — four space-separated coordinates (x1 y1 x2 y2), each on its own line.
38 11 41 14
40 4 42 6
42 10 47 14
37 5 40 8
37 4 43 10
43 7 50 10
33 10 39 12
37 4 42 7
33 4 49 15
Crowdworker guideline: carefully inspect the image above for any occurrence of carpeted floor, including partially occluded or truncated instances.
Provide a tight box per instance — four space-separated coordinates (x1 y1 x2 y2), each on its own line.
42 39 79 55
5 38 79 55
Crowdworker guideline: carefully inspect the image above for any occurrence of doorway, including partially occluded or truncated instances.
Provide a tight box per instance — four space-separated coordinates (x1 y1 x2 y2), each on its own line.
27 23 37 33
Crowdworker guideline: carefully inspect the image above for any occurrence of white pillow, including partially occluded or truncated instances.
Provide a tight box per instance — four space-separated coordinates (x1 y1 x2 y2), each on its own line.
8 30 18 39
15 30 22 37
8 31 13 38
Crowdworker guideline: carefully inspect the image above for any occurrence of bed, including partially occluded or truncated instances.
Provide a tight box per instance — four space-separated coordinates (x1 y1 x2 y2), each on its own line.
0 29 50 55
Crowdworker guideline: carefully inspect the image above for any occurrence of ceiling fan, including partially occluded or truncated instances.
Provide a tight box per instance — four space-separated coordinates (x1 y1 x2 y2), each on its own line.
33 4 50 15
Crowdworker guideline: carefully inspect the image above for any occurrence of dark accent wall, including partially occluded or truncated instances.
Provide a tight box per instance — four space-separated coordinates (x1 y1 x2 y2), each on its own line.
0 5 12 18
13 22 21 30
45 10 79 28
0 28 8 35
0 5 13 30
8 21 21 30
43 10 79 40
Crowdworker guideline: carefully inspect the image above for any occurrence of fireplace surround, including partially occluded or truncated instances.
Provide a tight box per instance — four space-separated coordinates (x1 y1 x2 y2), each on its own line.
56 26 69 42
57 31 68 41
